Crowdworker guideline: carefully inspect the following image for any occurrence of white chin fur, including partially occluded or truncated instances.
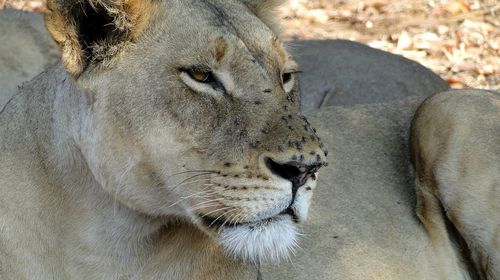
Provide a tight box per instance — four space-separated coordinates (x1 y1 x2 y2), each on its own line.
218 216 299 263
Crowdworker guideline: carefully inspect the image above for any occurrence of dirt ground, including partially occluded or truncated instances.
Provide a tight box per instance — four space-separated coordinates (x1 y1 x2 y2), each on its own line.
1 0 498 90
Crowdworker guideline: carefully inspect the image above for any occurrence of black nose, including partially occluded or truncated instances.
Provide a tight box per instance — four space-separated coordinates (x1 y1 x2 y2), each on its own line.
265 158 322 196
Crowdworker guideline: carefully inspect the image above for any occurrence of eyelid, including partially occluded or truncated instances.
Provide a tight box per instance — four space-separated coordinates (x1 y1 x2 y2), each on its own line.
285 69 301 74
179 66 227 93
180 65 212 74
284 60 299 72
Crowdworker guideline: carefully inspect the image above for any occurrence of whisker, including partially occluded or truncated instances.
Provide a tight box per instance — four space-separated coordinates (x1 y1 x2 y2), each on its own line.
168 178 214 191
166 169 218 179
201 206 233 220
168 173 216 191
167 190 220 208
215 208 239 228
208 207 236 227
191 197 225 206
233 211 247 225
190 203 225 212
190 200 225 211
221 208 243 228
221 211 245 231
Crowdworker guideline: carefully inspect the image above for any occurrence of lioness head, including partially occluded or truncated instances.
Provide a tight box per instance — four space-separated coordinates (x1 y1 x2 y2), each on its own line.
45 0 327 262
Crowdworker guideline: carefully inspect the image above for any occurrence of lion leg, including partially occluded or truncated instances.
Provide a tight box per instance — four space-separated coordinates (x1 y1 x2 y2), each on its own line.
415 179 472 280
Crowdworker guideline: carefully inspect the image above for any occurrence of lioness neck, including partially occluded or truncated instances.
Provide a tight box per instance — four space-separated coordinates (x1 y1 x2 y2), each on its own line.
0 64 256 279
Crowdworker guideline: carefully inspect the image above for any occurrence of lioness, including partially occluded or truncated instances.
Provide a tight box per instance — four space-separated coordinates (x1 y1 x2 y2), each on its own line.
411 89 500 280
0 0 327 279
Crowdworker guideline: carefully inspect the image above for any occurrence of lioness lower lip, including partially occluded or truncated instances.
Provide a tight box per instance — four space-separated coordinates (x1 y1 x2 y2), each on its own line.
279 207 299 223
201 213 287 229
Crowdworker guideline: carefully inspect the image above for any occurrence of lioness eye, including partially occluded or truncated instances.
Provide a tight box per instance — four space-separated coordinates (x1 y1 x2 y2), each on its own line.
181 67 226 92
188 70 212 83
281 71 296 93
282 72 292 84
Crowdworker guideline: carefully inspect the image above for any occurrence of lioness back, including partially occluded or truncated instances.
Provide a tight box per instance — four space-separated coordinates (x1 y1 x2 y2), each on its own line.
411 89 500 280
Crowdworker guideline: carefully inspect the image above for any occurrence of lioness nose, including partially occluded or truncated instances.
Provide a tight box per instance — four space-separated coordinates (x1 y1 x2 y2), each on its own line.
264 157 321 190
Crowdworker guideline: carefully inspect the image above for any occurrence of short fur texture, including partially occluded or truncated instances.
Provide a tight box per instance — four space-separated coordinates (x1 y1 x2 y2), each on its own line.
0 0 327 279
410 89 500 280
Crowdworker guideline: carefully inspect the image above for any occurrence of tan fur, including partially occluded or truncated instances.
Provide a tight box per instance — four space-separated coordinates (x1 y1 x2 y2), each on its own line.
122 0 154 39
411 89 500 280
44 3 83 76
0 0 327 279
242 0 286 34
214 36 228 62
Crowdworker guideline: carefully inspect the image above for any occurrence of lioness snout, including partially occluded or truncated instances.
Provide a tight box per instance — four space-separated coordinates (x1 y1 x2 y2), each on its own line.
264 157 322 188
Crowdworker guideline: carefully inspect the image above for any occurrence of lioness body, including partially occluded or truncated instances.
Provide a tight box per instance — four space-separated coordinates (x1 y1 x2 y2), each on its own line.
0 0 326 278
411 89 500 279
0 66 258 279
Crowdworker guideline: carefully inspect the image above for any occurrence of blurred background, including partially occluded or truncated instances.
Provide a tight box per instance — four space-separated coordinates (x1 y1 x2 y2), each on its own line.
1 0 498 90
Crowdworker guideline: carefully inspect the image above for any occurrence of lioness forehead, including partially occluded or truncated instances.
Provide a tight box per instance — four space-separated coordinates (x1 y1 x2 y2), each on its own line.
153 0 287 64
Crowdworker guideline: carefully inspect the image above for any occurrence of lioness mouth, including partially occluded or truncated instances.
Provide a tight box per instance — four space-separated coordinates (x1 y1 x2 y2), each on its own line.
201 207 298 229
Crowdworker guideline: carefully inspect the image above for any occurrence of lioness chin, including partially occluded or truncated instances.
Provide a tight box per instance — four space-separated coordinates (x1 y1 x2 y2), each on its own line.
0 0 327 278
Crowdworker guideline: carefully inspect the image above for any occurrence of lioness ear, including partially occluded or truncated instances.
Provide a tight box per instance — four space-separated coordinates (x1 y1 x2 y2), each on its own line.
240 0 286 34
45 0 153 77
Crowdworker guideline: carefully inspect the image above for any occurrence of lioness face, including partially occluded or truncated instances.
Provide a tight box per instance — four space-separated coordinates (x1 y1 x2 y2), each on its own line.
47 0 327 262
